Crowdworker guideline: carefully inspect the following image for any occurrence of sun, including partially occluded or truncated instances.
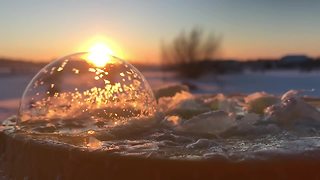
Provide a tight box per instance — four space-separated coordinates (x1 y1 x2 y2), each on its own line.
87 43 114 67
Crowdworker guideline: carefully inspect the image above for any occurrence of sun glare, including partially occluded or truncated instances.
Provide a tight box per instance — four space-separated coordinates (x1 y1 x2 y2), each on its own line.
87 43 114 67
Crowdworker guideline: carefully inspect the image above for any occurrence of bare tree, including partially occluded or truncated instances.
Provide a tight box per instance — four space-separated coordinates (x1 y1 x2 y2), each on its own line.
161 27 221 78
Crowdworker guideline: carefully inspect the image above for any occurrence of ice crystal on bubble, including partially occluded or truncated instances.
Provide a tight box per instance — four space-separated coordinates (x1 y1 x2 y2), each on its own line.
18 52 156 134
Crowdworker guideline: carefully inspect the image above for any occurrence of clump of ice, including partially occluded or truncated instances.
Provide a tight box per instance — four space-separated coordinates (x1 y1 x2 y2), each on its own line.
154 84 189 100
179 111 236 135
158 91 210 119
244 92 279 114
264 90 320 127
158 88 320 137
204 93 241 114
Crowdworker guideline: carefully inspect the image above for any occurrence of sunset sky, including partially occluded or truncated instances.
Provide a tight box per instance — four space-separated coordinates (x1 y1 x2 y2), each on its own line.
1 0 320 63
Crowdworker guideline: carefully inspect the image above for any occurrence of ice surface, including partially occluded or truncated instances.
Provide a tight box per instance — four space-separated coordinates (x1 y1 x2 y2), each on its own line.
2 75 320 160
3 87 320 160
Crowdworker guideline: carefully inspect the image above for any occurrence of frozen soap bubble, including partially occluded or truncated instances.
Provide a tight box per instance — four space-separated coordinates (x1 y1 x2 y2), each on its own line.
18 52 157 134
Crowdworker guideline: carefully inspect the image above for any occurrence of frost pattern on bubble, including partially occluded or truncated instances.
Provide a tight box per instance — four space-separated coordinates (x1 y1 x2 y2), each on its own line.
18 52 156 134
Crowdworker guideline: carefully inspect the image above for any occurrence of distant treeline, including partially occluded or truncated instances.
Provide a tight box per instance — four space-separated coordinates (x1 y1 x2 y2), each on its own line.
162 56 320 75
0 58 46 75
1 56 320 76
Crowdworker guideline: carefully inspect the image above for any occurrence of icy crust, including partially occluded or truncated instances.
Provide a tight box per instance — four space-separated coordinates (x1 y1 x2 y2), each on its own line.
3 87 320 160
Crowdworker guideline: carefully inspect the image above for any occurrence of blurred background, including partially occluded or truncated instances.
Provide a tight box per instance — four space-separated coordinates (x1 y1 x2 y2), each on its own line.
1 0 320 119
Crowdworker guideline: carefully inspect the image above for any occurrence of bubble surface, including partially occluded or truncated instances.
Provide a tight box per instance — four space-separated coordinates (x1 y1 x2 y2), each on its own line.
18 52 156 134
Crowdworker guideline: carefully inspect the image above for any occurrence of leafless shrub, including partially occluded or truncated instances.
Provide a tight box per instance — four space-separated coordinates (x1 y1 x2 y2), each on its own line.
161 27 221 78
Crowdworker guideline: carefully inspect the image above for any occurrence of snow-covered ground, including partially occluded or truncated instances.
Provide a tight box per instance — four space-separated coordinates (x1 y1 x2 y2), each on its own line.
1 70 320 120
145 69 320 96
0 74 34 120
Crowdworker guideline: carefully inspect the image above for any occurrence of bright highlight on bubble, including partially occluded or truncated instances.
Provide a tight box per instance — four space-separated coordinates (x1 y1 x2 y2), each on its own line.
87 43 114 67
18 52 157 134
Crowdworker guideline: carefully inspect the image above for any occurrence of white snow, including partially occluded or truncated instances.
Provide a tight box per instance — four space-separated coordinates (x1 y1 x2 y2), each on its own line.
2 69 320 121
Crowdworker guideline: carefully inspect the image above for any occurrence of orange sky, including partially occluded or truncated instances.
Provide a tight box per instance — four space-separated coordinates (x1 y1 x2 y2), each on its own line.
1 1 320 64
